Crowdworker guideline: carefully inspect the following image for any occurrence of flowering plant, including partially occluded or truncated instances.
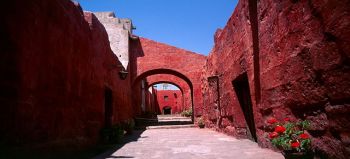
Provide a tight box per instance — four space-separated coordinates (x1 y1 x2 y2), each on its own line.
267 117 311 153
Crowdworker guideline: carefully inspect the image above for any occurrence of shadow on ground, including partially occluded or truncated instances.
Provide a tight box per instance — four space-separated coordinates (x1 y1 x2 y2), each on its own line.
0 130 145 159
91 130 146 159
0 115 190 159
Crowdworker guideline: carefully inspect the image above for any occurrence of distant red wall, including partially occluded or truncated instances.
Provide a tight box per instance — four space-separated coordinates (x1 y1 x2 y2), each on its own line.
0 0 134 148
146 74 192 111
155 90 183 114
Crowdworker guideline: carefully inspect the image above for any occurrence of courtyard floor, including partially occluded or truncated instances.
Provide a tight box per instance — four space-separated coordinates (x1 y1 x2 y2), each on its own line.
93 127 283 159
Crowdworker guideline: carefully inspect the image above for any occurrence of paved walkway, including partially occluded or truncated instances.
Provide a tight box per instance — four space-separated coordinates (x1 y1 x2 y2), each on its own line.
93 128 283 159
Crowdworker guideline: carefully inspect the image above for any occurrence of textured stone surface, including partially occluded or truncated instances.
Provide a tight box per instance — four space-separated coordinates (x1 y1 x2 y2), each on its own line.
201 0 254 136
258 1 350 158
201 0 350 158
0 0 134 149
1 0 349 158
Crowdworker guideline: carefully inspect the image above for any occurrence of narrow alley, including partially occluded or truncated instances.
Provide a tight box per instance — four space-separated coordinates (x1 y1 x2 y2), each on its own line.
0 0 349 159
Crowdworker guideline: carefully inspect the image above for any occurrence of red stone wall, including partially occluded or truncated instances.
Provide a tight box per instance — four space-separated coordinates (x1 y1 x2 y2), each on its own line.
0 0 134 148
155 90 183 114
201 0 254 136
131 37 206 116
258 1 350 158
1 0 349 158
201 0 350 158
145 86 158 114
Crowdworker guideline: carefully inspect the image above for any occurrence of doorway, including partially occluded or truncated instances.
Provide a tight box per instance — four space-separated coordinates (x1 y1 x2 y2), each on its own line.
232 73 257 142
104 87 113 128
163 106 172 115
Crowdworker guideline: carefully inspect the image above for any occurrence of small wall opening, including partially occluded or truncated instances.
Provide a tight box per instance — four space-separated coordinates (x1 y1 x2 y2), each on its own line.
164 95 169 101
163 106 172 115
104 87 113 128
232 73 257 142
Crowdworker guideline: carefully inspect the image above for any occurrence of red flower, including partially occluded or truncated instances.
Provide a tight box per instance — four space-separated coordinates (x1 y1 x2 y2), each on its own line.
275 125 286 133
267 118 278 124
291 141 300 148
299 133 309 139
269 132 279 139
284 117 290 122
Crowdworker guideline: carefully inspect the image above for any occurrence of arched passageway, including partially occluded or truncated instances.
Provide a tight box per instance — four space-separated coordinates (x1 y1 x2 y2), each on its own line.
146 74 192 113
149 82 184 115
132 69 194 120
130 38 206 118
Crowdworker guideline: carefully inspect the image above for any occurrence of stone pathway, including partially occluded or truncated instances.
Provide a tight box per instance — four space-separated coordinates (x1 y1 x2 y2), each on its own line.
93 128 283 159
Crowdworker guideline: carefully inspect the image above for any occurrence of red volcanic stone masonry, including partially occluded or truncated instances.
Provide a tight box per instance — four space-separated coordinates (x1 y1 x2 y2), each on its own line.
1 0 349 158
155 90 183 114
201 0 255 138
258 1 350 158
0 0 134 149
201 0 350 158
130 37 206 116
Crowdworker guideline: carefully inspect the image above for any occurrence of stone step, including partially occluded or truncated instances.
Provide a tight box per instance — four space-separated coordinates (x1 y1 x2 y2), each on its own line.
157 115 191 120
158 117 191 120
146 124 196 129
135 121 193 128
135 115 193 130
157 119 192 122
135 116 193 127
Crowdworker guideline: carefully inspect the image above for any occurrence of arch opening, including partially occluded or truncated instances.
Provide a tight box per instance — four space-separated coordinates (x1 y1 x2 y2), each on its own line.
151 83 184 115
133 69 193 89
132 69 194 121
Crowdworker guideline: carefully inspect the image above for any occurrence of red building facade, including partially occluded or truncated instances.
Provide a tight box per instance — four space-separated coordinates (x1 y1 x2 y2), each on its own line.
155 90 183 115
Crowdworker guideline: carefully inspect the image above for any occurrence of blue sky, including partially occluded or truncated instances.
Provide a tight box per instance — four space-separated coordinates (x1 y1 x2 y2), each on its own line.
154 83 179 90
77 0 238 55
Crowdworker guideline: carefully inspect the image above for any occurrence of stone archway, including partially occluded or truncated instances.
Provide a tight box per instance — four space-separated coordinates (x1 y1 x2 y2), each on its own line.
132 69 195 120
130 37 206 117
146 74 192 112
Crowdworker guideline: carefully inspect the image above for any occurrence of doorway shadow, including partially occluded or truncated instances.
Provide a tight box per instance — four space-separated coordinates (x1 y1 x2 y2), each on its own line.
232 73 257 142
